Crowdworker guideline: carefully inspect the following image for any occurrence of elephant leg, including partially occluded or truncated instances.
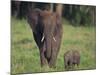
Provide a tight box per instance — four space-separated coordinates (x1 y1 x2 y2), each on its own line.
40 43 48 67
49 50 57 68
40 51 47 67
49 46 58 68
33 32 47 67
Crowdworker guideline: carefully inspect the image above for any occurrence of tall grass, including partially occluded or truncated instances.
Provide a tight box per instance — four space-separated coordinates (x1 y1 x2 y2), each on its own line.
11 17 96 74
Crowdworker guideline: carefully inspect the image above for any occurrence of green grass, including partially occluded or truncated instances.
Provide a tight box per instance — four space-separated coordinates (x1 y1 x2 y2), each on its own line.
11 17 96 74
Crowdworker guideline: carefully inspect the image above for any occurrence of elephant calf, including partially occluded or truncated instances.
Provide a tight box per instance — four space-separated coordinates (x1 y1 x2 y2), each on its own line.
64 50 80 70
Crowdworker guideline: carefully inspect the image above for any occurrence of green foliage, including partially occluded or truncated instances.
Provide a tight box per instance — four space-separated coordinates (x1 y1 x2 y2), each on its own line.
11 17 96 74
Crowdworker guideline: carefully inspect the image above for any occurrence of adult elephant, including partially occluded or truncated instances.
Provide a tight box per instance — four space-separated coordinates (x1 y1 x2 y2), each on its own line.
27 5 63 68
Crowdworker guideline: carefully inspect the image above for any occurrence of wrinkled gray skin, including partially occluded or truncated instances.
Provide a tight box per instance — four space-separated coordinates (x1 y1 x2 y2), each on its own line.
64 50 80 70
27 8 62 68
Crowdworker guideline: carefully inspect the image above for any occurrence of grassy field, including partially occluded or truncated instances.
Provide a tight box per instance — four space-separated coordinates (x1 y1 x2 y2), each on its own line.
11 17 96 74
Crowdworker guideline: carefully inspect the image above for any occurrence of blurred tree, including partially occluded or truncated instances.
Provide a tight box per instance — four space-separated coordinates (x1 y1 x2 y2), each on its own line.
11 1 21 17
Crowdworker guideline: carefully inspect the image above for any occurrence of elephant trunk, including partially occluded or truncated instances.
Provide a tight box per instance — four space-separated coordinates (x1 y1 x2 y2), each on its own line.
45 33 52 60
41 33 57 61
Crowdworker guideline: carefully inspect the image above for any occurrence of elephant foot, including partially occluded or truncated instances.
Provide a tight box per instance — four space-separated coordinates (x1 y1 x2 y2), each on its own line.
40 52 48 67
49 63 56 68
48 60 56 68
41 58 48 67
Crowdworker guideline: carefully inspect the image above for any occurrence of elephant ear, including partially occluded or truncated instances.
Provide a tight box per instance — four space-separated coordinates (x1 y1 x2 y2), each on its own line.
53 12 62 37
27 8 42 33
